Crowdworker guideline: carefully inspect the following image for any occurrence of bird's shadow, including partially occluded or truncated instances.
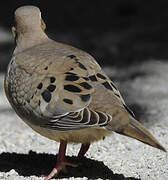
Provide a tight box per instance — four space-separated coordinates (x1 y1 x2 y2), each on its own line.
0 150 140 180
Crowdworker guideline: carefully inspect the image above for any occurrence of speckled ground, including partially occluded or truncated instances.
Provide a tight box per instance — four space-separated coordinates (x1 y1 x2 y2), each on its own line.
0 60 168 180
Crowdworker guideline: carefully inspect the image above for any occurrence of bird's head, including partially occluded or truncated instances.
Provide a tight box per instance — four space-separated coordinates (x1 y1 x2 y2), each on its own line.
12 5 46 37
12 5 48 53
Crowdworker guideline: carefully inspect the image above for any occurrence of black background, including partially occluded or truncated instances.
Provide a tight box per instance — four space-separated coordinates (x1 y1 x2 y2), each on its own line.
1 0 168 70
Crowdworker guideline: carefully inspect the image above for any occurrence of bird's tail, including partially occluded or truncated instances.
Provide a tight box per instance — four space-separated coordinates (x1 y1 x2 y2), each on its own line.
116 117 166 152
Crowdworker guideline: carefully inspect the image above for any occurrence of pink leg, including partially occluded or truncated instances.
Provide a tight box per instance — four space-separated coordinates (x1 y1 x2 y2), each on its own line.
77 143 90 160
43 140 77 180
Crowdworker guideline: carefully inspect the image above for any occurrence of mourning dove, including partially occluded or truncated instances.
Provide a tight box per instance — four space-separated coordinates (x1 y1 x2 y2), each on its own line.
4 5 166 180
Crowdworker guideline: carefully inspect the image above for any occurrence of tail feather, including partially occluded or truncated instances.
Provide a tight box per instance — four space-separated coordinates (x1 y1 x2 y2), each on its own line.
117 118 166 152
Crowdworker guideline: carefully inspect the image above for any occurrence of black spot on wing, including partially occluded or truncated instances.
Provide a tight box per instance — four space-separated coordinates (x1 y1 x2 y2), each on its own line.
41 90 51 102
65 75 79 81
102 82 113 91
97 73 106 80
65 72 77 76
79 82 92 90
82 77 89 81
64 85 82 92
67 54 76 59
47 85 56 92
37 83 43 89
78 62 87 70
89 75 97 81
50 77 56 83
63 98 73 104
80 94 91 102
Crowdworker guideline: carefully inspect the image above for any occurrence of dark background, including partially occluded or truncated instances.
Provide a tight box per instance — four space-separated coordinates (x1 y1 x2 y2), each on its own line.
1 0 168 71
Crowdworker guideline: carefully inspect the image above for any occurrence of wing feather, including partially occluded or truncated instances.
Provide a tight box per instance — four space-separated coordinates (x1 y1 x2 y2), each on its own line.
41 107 110 131
26 54 132 131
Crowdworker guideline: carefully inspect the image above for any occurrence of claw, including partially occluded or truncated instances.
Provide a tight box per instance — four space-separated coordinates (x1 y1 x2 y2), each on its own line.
41 141 90 180
42 140 78 180
42 161 78 179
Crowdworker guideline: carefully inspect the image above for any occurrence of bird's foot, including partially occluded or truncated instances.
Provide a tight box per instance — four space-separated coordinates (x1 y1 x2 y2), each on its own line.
42 160 78 180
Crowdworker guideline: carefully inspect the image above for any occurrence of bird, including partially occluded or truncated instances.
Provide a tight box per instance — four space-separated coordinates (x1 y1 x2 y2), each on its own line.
4 5 166 180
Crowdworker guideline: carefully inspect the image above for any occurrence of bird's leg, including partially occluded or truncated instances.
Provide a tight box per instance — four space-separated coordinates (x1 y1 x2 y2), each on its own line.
77 143 90 160
43 139 77 180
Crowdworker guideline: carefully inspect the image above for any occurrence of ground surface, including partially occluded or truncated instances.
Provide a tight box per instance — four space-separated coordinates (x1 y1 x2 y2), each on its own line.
0 60 168 180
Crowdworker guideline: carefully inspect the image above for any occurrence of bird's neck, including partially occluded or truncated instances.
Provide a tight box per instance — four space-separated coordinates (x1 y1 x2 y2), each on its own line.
13 30 49 54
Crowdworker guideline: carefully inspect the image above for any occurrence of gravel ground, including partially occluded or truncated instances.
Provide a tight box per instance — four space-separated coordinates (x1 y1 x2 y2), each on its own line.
0 60 168 180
